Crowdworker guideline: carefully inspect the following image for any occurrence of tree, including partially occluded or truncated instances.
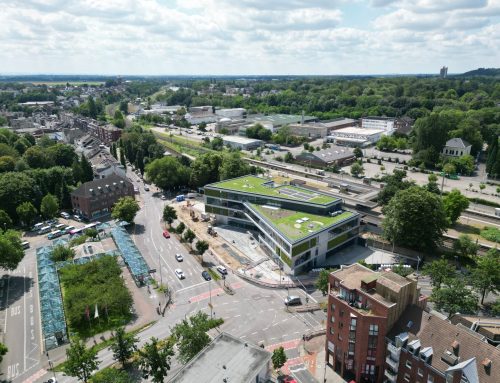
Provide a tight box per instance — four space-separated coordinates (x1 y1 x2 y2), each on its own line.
0 342 7 364
271 346 287 371
316 268 334 296
91 368 133 383
16 202 38 227
84 228 99 240
377 170 414 205
64 337 100 383
453 234 479 258
219 152 253 181
353 147 363 158
392 263 413 277
422 258 455 289
479 183 486 193
189 152 223 187
119 149 126 168
136 337 174 383
47 144 77 167
0 172 38 220
443 189 469 225
145 156 190 190
175 222 185 234
119 101 129 114
60 181 72 210
470 249 500 304
195 240 209 256
0 230 25 270
0 156 15 172
111 197 140 223
0 210 12 231
40 193 59 219
442 163 456 176
23 146 51 169
51 245 75 262
162 205 177 225
183 228 195 243
110 327 138 367
111 143 117 159
114 110 125 129
350 162 364 177
382 186 448 252
80 154 94 182
431 278 477 317
171 311 221 363
284 151 294 163
198 121 207 132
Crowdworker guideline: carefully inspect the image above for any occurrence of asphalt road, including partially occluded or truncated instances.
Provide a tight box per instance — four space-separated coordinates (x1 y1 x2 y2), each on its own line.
0 240 43 383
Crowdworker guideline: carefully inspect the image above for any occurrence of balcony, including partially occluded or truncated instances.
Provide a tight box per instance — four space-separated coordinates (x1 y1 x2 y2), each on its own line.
387 342 401 360
384 369 397 383
385 355 399 371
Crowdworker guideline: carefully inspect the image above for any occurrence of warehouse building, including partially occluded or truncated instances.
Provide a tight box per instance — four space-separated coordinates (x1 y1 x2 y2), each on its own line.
222 135 263 150
295 146 356 167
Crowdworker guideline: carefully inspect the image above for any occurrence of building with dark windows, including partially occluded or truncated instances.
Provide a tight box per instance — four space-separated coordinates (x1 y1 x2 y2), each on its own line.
71 174 134 221
325 264 422 383
204 175 360 275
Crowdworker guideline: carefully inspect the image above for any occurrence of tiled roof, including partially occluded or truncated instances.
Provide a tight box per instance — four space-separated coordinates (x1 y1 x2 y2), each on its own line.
388 306 500 383
71 174 132 198
445 138 471 149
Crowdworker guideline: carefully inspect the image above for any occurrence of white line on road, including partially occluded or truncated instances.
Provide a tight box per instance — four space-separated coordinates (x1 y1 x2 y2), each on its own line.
176 280 210 294
3 275 10 333
23 266 27 372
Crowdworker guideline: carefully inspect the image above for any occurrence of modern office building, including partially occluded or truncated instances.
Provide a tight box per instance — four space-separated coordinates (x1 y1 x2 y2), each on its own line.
71 174 134 221
325 264 421 383
361 117 395 135
204 176 360 274
386 305 500 383
326 127 385 147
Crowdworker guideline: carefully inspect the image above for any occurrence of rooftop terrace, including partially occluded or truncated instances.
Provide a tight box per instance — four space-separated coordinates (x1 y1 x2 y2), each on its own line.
208 176 338 205
249 203 354 241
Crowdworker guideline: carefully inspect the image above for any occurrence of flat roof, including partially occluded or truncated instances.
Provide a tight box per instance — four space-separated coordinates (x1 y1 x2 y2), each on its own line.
248 113 317 126
249 203 355 242
169 332 271 383
332 127 385 135
207 176 338 205
222 135 263 144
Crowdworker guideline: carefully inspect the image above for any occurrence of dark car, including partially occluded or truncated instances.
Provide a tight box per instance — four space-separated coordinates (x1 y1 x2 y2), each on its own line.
201 271 211 281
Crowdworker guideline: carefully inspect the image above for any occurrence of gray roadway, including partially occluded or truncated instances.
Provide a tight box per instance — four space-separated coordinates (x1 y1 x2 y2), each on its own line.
0 235 43 382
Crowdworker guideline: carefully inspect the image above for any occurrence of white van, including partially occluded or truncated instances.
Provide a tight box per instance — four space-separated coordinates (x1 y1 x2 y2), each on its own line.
55 223 66 231
38 226 51 235
33 223 44 232
21 241 30 249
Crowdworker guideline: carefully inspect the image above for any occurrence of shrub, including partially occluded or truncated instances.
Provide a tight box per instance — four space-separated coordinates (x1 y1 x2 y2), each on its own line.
480 227 500 243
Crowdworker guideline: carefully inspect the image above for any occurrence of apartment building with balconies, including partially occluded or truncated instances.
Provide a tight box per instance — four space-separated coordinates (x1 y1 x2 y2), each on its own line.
325 264 421 383
203 175 360 275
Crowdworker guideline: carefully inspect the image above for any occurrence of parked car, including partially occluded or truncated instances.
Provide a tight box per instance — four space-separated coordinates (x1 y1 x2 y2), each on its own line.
284 296 301 306
216 265 227 275
73 215 82 222
48 230 63 240
144 186 150 191
175 253 183 262
21 241 30 249
175 269 185 279
201 271 211 281
160 195 166 200
60 212 70 219
163 229 170 239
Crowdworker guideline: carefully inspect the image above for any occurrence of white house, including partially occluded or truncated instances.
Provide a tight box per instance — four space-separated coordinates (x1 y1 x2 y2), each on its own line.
442 138 472 157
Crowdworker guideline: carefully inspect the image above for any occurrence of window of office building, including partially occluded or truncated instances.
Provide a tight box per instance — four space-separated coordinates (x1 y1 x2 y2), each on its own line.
406 360 412 369
330 327 334 335
350 318 357 331
427 374 434 383
404 373 410 382
367 348 376 361
348 342 355 355
331 303 335 312
418 368 423 377
330 315 335 323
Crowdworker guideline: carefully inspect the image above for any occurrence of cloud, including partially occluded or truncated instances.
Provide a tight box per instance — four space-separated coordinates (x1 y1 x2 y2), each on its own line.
0 0 497 75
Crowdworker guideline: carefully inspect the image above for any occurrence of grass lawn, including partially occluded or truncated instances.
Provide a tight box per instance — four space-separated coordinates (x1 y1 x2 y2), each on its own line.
59 256 133 339
251 204 354 241
211 175 338 205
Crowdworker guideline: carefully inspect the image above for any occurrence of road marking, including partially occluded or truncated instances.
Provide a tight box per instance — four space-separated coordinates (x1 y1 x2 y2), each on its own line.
21 368 47 383
3 275 10 333
176 280 210 293
23 266 27 372
233 314 241 318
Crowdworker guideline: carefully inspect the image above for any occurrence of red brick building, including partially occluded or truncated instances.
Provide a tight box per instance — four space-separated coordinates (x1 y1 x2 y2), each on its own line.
325 264 421 383
71 174 134 221
386 305 500 383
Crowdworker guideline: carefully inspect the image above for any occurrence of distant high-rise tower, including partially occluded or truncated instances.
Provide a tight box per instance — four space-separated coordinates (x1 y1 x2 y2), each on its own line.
440 66 448 78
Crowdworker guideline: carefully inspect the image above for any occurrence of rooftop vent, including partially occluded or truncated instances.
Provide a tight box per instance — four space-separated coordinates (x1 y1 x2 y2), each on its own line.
452 340 460 355
482 358 491 369
89 188 94 193
441 349 459 366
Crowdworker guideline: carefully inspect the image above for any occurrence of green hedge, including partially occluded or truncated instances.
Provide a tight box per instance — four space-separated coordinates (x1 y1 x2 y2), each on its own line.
292 237 318 257
468 197 500 208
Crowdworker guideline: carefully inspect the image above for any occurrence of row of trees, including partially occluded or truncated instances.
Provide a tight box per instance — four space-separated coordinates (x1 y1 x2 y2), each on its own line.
423 249 500 315
146 151 258 191
64 311 223 383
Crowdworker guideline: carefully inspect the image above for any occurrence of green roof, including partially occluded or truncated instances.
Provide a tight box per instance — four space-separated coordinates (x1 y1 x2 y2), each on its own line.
250 203 355 241
208 176 337 205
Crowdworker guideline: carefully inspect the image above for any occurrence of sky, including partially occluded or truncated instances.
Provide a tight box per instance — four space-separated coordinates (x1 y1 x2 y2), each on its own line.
0 0 499 75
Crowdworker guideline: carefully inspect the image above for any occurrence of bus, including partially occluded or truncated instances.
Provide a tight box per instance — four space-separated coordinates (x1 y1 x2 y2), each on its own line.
68 222 101 236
